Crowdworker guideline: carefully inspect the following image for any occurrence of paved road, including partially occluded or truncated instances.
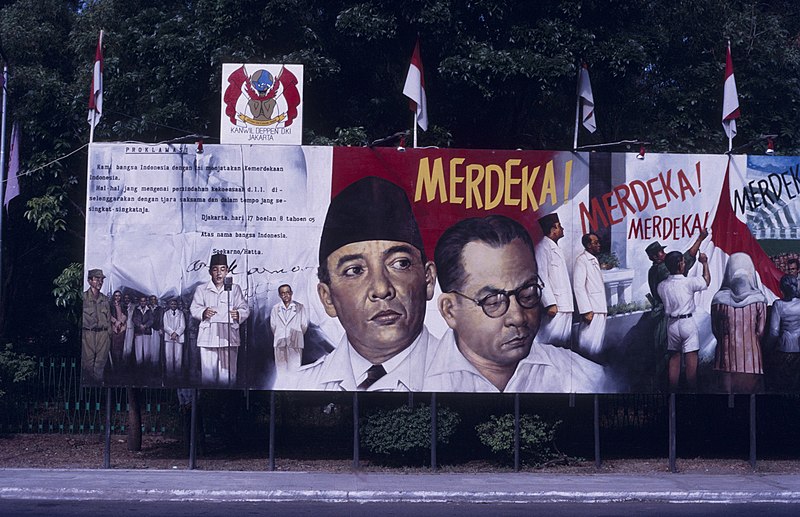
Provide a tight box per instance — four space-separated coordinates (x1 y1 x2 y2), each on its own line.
3 501 800 517
3 468 800 504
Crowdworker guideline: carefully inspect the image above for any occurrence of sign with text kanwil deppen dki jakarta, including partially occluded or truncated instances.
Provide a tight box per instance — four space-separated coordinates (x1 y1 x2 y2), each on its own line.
219 63 303 145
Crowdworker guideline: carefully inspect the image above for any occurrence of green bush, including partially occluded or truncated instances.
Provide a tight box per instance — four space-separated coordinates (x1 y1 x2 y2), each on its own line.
475 413 564 466
361 403 460 458
0 344 37 401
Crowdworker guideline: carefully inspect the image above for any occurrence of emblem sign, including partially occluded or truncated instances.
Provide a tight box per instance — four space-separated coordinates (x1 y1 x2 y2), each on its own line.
220 63 304 145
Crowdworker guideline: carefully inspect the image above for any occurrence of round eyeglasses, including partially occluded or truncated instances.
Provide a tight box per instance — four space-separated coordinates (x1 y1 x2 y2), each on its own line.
449 278 545 318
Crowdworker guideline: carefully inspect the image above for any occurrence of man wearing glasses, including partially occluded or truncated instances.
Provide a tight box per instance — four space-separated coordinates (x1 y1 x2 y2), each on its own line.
425 215 607 392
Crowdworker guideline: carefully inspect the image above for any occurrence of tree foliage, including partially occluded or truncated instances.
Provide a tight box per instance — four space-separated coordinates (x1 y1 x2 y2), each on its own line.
0 343 37 401
1 0 799 351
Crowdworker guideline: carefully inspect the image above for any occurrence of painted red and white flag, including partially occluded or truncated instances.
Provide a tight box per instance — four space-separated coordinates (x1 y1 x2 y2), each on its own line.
578 63 596 133
87 30 104 130
403 38 428 131
708 159 781 299
3 121 20 210
722 41 740 140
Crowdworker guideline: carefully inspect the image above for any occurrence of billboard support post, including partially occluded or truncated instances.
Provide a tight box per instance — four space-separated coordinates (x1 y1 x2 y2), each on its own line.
594 394 601 469
514 393 520 472
103 388 111 469
749 394 757 469
668 393 677 473
268 390 276 471
353 392 360 470
189 389 197 470
430 392 437 471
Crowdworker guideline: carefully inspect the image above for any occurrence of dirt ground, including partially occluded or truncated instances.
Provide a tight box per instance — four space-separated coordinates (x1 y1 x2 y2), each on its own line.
2 433 800 474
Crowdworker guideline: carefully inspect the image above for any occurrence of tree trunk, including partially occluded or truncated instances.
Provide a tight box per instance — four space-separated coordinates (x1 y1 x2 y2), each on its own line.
127 387 142 451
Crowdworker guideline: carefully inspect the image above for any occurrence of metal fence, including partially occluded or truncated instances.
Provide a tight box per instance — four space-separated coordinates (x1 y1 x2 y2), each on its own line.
0 357 179 435
5 356 800 461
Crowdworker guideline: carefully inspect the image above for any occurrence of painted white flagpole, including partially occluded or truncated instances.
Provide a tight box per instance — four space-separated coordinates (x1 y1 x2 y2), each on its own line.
573 67 581 150
413 112 418 148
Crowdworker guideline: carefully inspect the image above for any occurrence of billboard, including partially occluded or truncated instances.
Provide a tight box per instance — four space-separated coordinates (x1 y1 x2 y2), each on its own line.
81 144 800 394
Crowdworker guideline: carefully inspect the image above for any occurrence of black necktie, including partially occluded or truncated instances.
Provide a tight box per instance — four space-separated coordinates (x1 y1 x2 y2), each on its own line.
357 364 387 390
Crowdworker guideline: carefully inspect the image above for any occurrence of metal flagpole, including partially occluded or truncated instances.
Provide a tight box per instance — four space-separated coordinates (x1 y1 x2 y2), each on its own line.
413 113 418 148
89 111 96 145
0 64 8 316
572 67 581 150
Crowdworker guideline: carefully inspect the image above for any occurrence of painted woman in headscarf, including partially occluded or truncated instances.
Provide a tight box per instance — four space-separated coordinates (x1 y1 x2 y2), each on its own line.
711 253 767 393
767 274 800 391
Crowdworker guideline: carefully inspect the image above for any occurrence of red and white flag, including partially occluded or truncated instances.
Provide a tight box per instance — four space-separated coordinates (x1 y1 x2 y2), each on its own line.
403 38 428 131
722 41 740 140
3 122 20 210
708 159 782 299
88 30 104 130
578 63 596 133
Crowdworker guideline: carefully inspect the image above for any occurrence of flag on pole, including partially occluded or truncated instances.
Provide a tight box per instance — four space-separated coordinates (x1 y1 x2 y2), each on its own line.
88 30 104 129
578 63 596 133
403 38 428 131
3 122 20 210
722 41 740 140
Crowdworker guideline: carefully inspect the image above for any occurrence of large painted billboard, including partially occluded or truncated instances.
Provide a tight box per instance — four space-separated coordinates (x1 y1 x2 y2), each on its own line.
81 144 800 394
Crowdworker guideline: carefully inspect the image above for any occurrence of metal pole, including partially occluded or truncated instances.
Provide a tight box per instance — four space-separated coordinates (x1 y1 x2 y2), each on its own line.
0 64 8 315
749 394 757 469
268 390 276 471
668 393 676 473
594 394 601 469
430 392 437 471
572 67 581 150
514 393 520 472
352 392 359 470
189 389 197 470
103 388 111 468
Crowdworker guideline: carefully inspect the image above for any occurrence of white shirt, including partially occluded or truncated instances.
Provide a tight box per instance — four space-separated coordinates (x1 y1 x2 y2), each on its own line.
162 309 186 344
573 250 607 315
424 329 610 393
270 300 309 349
287 326 435 391
535 236 574 312
190 280 250 348
658 275 708 317
770 298 800 353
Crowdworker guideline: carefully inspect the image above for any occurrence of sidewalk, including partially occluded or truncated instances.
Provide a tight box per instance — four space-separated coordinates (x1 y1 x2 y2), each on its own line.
2 468 800 504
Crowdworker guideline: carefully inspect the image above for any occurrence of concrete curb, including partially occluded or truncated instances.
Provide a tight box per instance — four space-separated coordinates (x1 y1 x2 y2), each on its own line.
3 469 800 504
